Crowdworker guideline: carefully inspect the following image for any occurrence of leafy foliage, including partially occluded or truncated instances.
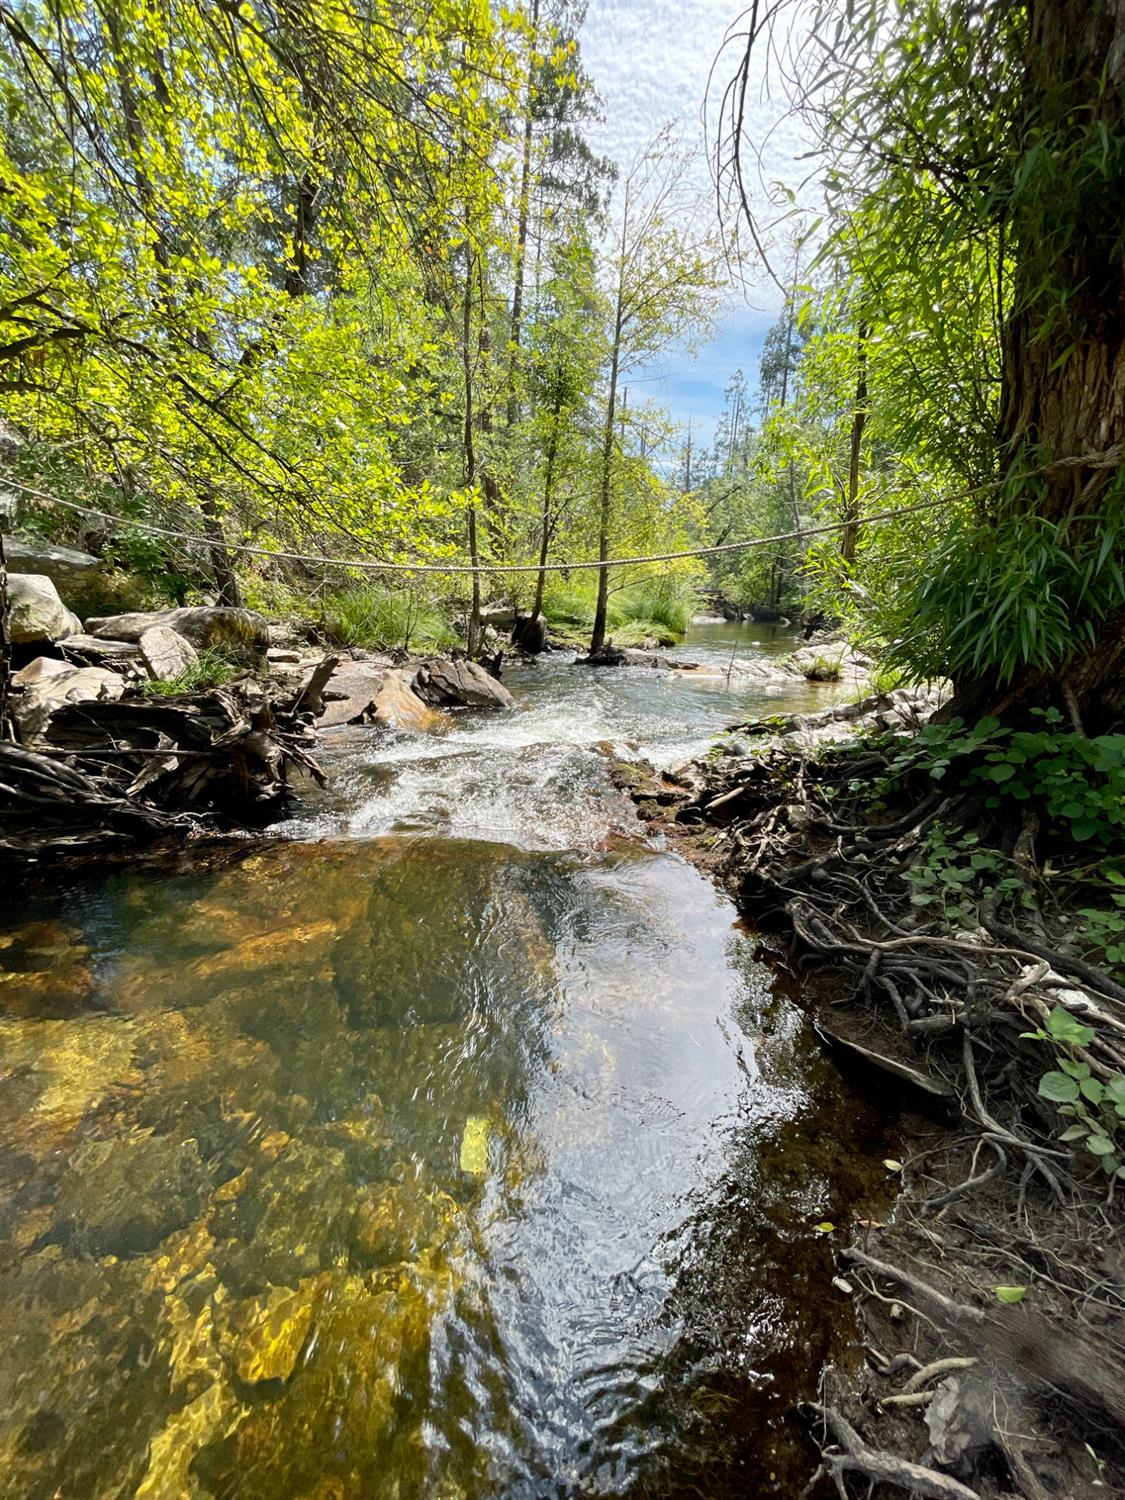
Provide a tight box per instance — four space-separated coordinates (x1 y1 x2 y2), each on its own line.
887 713 1125 848
1025 1007 1125 1177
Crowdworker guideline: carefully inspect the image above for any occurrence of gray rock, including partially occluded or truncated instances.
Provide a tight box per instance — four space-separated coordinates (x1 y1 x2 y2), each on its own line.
4 536 100 591
925 1375 995 1478
413 656 514 709
58 634 142 665
6 573 81 643
84 605 269 652
318 663 387 728
10 659 125 743
138 625 198 681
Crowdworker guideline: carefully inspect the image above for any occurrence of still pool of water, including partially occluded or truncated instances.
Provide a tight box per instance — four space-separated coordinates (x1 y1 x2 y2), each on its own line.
0 625 893 1498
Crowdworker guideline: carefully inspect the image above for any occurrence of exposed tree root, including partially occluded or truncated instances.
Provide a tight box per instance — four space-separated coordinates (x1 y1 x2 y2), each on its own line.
618 707 1125 1496
803 1403 982 1499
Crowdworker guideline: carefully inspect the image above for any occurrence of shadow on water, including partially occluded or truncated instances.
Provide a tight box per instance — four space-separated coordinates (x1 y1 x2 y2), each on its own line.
0 625 898 1498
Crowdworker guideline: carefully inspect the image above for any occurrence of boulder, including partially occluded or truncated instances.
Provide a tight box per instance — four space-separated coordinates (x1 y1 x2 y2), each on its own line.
511 614 549 654
7 573 81 644
371 669 444 730
83 605 269 652
3 536 100 591
480 604 518 629
317 663 387 728
317 662 446 731
139 625 198 681
10 658 125 743
413 656 514 709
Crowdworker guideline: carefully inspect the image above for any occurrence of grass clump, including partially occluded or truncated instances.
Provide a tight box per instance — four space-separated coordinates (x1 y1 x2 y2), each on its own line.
541 576 695 647
609 619 679 648
322 586 457 653
143 646 243 696
802 652 843 682
612 582 693 641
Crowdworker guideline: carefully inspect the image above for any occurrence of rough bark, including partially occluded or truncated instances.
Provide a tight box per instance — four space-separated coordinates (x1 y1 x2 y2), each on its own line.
842 323 868 565
954 0 1125 725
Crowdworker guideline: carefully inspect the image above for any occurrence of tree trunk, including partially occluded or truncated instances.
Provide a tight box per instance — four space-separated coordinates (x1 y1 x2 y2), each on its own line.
531 402 561 623
0 527 10 741
952 0 1125 728
842 323 868 565
506 0 540 427
591 187 630 655
590 338 621 652
462 265 483 656
283 173 318 297
200 491 242 608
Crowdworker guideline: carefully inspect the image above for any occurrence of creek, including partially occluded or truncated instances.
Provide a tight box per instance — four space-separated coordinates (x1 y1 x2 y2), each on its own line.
0 623 897 1499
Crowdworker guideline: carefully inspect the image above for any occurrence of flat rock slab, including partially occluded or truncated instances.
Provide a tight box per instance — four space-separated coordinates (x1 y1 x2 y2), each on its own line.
413 657 513 709
84 605 269 652
139 625 198 682
7 573 81 644
3 537 100 590
59 634 142 662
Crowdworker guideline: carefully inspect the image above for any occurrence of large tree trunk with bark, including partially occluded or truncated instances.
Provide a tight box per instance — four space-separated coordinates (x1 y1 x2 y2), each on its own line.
953 0 1125 728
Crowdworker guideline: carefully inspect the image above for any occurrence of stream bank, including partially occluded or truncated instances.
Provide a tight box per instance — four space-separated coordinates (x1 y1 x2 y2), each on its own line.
621 693 1125 1498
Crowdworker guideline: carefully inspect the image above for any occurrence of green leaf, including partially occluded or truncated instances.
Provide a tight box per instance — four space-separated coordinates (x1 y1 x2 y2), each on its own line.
1038 1071 1080 1103
1086 1135 1115 1156
994 1285 1026 1304
1045 1007 1095 1047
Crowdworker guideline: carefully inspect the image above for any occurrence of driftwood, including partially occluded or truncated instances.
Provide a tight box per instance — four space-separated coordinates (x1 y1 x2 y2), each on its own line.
0 673 324 860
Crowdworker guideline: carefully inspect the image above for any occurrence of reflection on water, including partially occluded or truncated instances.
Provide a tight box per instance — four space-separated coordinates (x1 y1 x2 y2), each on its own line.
0 625 893 1497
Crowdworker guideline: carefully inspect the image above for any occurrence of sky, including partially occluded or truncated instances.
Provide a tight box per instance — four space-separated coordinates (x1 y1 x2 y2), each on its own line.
579 0 806 462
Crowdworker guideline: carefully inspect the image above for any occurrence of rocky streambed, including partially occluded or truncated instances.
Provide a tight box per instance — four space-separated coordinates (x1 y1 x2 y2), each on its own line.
0 621 910 1498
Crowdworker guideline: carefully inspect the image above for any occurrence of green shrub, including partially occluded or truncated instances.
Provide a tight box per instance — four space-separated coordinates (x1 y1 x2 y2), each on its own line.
609 619 678 648
887 710 1125 849
321 586 457 653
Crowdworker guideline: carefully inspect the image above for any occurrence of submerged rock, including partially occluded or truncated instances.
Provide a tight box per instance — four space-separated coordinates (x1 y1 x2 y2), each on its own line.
223 1279 319 1384
219 1140 356 1292
52 1129 211 1256
352 1179 462 1268
202 1264 455 1497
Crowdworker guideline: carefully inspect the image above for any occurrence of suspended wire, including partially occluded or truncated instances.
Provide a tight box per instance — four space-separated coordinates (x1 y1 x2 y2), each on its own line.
0 477 951 575
1 445 1117 578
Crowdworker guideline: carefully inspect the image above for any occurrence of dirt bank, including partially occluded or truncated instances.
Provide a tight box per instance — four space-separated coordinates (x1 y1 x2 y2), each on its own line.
616 695 1125 1499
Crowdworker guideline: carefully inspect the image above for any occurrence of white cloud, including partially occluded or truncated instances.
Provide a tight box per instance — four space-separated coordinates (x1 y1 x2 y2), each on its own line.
578 0 812 448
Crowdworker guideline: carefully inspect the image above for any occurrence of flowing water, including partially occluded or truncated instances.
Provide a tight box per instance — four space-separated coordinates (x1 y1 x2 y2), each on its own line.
0 624 894 1499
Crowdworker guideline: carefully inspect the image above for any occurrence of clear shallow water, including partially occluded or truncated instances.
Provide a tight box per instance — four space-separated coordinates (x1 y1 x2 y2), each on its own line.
0 625 893 1498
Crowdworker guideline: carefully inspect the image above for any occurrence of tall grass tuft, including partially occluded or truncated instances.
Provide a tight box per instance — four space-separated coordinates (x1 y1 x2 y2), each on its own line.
322 586 457 653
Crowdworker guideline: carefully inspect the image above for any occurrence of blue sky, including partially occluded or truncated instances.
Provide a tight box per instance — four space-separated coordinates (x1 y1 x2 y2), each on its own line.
580 0 801 461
